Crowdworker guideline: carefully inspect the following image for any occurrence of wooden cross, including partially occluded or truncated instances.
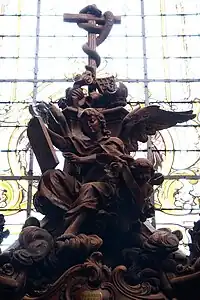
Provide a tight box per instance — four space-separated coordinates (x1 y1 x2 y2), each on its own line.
63 11 121 69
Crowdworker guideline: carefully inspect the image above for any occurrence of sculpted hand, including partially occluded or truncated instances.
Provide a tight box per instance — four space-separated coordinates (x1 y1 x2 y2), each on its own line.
63 152 82 163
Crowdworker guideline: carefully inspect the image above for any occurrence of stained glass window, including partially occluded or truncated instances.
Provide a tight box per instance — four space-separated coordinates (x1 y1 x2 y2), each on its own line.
0 0 200 253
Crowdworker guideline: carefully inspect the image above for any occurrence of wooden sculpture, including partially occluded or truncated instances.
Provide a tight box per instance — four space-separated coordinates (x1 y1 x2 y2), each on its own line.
0 4 199 300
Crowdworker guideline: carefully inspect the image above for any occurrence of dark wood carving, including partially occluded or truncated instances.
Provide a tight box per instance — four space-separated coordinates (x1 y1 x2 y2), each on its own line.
0 214 9 246
0 4 199 300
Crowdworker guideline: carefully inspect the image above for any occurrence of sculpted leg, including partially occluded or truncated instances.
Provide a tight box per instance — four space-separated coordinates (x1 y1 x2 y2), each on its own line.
64 212 87 235
61 182 111 236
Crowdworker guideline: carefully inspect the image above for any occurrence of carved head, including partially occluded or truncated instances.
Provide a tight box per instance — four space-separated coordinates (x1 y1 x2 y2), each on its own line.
74 66 95 87
131 158 155 185
80 108 110 138
83 65 95 84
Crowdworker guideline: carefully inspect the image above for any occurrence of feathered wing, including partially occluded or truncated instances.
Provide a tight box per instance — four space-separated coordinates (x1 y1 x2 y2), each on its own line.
119 105 196 152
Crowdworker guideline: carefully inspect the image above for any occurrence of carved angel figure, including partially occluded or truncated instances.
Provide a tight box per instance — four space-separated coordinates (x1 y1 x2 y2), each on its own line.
34 108 147 235
31 104 195 238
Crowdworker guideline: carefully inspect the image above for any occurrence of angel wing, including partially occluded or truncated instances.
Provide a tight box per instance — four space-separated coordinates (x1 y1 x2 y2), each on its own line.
119 105 196 152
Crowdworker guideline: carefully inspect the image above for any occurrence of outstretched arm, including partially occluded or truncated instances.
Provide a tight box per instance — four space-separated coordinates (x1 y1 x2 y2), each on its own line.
48 129 73 152
48 103 72 137
64 152 96 164
64 152 127 165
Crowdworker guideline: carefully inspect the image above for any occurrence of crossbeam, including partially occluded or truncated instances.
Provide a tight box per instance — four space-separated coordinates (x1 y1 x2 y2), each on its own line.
63 7 121 70
63 13 121 25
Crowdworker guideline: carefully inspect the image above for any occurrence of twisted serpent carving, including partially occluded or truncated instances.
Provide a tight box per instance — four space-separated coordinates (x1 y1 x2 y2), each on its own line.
78 5 114 68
